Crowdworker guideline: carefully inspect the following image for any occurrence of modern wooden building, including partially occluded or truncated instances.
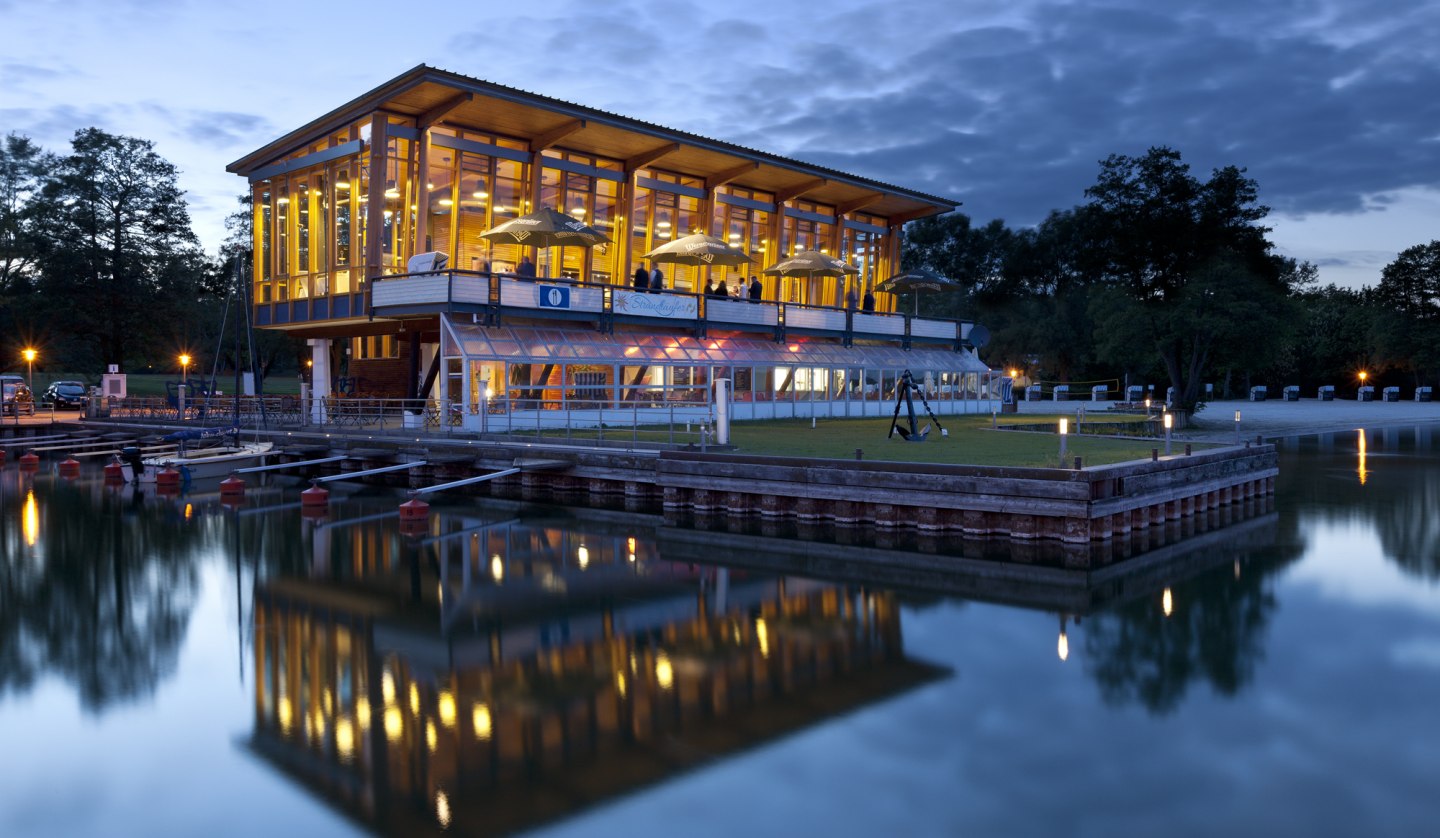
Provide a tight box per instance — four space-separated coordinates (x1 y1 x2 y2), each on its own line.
228 65 992 427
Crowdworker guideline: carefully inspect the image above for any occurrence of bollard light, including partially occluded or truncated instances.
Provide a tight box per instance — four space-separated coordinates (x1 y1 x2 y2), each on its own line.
1059 417 1068 460
1234 409 1241 445
1163 411 1173 456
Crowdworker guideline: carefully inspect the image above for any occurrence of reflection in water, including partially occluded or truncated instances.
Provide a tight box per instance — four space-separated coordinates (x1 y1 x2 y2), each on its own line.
250 508 944 835
1357 428 1367 485
0 472 204 712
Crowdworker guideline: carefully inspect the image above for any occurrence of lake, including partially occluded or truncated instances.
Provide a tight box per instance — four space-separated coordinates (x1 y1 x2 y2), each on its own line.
1 426 1436 837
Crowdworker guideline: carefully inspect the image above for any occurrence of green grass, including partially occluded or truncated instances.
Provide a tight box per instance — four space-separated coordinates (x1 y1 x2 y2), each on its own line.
726 415 1205 467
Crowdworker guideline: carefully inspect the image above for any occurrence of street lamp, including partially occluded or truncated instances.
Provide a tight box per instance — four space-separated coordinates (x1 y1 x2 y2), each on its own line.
22 348 35 391
179 353 191 384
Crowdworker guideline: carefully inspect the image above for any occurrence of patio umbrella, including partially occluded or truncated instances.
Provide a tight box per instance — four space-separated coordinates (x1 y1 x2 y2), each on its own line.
479 206 610 247
762 250 858 304
643 233 752 267
876 267 961 316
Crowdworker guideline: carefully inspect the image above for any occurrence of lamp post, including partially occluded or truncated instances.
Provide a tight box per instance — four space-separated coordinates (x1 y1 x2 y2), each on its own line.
22 348 36 391
1163 411 1173 456
1358 370 1368 400
1059 417 1069 461
179 353 191 385
1234 409 1241 445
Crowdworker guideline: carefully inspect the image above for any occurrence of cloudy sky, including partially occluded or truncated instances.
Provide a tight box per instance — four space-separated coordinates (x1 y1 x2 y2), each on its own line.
3 0 1438 288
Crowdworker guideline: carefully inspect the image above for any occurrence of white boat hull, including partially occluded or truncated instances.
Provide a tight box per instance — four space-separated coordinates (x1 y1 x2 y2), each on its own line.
132 442 274 483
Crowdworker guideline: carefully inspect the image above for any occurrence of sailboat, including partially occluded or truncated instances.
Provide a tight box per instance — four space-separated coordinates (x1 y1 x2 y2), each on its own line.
123 260 274 483
122 426 272 483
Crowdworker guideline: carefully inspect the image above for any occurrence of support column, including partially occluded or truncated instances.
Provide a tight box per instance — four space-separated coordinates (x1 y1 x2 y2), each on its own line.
309 338 331 423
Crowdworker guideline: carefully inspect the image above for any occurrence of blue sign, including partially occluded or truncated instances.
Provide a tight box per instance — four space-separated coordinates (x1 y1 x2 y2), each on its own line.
538 284 571 309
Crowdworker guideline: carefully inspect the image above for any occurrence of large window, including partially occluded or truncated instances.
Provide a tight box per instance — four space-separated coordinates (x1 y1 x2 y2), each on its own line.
779 200 837 305
714 187 773 295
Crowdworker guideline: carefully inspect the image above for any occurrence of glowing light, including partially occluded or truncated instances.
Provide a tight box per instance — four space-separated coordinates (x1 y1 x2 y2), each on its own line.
426 720 437 751
756 618 770 658
278 697 294 734
655 652 674 690
788 344 799 352
438 198 453 207
577 544 589 569
23 491 38 547
335 716 355 760
1358 370 1368 382
184 503 193 520
438 690 456 727
1008 368 1018 379
1058 630 1069 661
1358 428 1368 485
385 188 400 199
356 700 371 731
627 536 636 553
616 671 627 697
484 387 493 399
409 683 420 716
1059 418 1068 435
1234 410 1241 422
472 190 489 199
436 791 451 828
571 207 586 216
382 670 396 702
1162 588 1174 617
384 706 404 742
1163 413 1173 430
472 702 492 739
336 181 350 190
490 554 504 582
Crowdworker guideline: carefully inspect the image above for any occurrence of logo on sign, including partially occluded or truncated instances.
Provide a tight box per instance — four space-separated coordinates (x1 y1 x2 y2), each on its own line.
538 285 571 309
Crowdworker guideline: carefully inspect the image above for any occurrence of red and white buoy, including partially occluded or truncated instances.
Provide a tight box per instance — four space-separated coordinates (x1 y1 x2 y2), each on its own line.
156 466 181 489
58 456 81 478
301 481 330 508
18 450 39 470
220 474 246 498
399 496 430 521
103 457 125 482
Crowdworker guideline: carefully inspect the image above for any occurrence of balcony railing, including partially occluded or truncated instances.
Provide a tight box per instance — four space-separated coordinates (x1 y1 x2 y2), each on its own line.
371 270 977 350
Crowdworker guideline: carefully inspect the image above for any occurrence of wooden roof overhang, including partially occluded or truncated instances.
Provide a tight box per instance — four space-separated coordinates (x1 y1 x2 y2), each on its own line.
228 65 957 223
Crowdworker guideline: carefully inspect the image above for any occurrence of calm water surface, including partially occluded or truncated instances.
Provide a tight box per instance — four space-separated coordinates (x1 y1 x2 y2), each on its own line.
1 426 1437 837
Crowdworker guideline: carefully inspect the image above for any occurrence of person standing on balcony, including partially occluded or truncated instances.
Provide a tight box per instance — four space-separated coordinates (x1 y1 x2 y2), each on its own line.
748 276 762 302
650 264 665 293
862 286 875 311
632 264 649 290
517 255 537 279
846 283 859 310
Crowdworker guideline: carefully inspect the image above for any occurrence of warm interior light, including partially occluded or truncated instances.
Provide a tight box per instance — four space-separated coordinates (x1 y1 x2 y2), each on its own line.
577 544 589 569
438 691 456 727
490 554 504 582
472 702 492 739
436 791 451 829
336 181 350 190
438 198 453 207
1162 588 1173 617
473 191 488 199
655 652 674 690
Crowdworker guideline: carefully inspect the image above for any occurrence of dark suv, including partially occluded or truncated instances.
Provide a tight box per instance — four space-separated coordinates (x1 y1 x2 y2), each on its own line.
43 380 88 409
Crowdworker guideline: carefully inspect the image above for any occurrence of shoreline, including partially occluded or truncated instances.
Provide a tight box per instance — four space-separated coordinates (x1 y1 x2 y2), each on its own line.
1014 398 1440 442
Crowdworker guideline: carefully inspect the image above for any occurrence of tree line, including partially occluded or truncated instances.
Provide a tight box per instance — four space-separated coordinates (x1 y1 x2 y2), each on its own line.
903 146 1440 410
0 129 290 382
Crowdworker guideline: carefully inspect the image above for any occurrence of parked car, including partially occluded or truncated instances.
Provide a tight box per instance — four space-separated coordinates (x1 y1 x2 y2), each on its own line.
2 381 35 416
43 380 88 408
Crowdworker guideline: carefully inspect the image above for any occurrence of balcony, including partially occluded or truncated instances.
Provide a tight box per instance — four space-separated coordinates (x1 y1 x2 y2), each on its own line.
371 271 977 350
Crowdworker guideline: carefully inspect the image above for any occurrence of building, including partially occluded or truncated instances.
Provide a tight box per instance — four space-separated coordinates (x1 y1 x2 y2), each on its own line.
227 65 992 429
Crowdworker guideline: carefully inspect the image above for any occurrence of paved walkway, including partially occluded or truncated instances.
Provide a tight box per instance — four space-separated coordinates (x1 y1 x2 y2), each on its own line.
1014 397 1440 441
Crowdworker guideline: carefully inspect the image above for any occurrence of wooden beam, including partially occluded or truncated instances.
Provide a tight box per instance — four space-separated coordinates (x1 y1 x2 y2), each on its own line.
888 205 955 225
625 142 679 172
836 192 884 215
773 177 826 203
703 161 759 191
528 118 587 153
417 92 473 129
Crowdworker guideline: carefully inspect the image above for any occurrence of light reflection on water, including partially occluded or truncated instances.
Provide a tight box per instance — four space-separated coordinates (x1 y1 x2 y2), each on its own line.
0 424 1438 836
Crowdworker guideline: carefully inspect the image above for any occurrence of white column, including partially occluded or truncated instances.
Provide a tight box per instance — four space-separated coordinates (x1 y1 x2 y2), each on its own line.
714 378 730 444
309 338 331 423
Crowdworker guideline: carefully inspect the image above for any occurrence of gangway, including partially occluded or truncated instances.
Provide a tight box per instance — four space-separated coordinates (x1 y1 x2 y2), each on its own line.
312 461 428 483
0 434 78 448
411 468 520 495
233 455 348 474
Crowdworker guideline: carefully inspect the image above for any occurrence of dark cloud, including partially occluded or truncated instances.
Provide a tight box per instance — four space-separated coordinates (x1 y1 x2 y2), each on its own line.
610 0 1440 228
0 104 114 145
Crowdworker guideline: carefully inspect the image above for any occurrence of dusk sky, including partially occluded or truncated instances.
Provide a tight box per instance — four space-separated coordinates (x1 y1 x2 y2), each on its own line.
3 0 1438 289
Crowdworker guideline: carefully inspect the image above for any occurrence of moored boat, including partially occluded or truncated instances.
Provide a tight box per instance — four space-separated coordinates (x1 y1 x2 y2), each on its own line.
121 428 273 483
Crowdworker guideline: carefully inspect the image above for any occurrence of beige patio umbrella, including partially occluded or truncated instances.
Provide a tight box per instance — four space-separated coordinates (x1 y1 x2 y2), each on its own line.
642 233 752 267
479 206 610 247
876 267 961 316
762 249 859 304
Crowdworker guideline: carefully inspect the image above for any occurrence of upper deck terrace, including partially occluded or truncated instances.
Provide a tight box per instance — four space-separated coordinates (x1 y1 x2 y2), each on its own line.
369 269 983 350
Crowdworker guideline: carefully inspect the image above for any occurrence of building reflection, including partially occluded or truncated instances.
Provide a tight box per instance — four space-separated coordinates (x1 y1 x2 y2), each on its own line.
250 510 943 835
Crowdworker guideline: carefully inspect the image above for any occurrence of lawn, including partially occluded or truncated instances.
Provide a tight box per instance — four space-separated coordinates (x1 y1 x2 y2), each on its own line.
725 415 1202 467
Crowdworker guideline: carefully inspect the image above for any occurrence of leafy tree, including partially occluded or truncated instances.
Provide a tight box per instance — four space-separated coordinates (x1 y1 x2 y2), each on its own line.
1082 147 1298 409
34 128 203 371
0 133 54 363
1372 241 1440 384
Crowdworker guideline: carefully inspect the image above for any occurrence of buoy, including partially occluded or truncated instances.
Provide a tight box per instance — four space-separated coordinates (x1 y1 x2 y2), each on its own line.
103 458 125 482
0 449 7 465
59 457 81 478
156 466 181 488
19 451 39 470
399 518 429 538
301 482 330 507
300 504 327 519
399 496 430 521
220 474 246 498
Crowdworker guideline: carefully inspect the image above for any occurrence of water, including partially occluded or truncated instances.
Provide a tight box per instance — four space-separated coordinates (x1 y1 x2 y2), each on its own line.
1 427 1437 837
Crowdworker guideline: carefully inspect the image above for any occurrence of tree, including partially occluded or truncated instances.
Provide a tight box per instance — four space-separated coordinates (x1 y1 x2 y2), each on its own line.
0 133 54 361
1083 147 1297 410
34 128 203 371
1372 241 1440 384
